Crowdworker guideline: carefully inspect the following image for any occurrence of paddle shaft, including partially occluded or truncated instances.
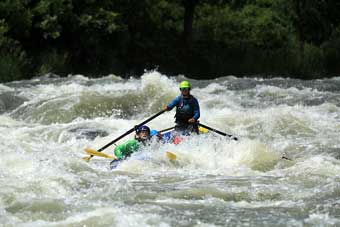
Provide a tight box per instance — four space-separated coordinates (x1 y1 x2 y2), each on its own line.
98 109 166 152
159 127 175 133
198 123 238 141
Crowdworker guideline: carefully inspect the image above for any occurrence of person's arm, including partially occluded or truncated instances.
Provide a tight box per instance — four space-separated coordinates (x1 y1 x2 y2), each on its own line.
165 96 180 110
113 144 124 159
192 97 200 120
114 139 139 159
188 97 200 123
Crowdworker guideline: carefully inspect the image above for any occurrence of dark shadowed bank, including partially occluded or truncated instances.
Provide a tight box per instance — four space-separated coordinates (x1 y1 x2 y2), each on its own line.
1 0 340 82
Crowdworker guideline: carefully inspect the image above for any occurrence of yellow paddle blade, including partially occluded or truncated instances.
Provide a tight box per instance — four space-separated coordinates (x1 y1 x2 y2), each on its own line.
199 126 209 133
165 151 177 161
82 156 92 162
84 148 116 159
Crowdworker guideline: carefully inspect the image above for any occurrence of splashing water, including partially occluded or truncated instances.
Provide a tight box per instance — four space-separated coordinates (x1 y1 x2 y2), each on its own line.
0 71 339 226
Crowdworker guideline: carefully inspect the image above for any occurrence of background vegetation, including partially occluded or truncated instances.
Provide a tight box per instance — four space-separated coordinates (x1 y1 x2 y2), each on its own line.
1 0 340 82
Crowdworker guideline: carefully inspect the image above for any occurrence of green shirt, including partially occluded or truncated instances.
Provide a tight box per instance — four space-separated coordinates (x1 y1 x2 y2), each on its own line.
114 139 140 159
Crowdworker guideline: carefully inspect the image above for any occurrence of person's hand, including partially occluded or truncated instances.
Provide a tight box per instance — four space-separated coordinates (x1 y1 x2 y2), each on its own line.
188 118 196 123
163 106 169 111
157 132 163 139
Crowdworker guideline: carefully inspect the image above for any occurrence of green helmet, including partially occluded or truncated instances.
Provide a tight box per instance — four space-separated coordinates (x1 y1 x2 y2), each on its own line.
179 80 191 89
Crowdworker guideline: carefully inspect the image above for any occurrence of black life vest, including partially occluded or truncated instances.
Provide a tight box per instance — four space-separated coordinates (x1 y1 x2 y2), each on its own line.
175 95 195 123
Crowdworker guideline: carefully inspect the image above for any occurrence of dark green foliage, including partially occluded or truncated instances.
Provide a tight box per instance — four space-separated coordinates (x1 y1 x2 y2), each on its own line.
0 19 28 82
322 26 340 74
0 0 340 82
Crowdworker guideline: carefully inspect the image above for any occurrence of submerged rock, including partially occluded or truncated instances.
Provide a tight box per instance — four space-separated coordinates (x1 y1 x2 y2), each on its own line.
68 127 109 140
0 92 27 114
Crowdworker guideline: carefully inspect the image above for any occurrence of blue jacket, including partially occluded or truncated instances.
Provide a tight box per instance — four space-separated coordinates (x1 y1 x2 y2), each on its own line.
167 95 200 122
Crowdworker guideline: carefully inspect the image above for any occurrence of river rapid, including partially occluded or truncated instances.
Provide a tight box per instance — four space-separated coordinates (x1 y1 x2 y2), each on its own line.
0 71 339 227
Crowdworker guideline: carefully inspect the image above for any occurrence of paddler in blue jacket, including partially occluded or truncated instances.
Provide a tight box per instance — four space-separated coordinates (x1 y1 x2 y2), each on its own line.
164 80 200 134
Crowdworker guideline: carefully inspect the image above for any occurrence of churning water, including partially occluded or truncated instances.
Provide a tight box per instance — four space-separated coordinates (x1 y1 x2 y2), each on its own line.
0 71 339 226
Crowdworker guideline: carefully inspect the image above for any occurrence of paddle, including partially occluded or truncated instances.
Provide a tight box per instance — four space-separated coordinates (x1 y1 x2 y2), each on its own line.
159 127 175 133
198 123 238 141
198 123 293 161
84 148 116 159
165 151 177 161
83 109 166 161
159 126 208 134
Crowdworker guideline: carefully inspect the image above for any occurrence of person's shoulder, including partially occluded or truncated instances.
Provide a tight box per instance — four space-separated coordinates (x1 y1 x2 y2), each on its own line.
130 138 138 142
126 139 138 145
190 95 199 101
172 95 181 102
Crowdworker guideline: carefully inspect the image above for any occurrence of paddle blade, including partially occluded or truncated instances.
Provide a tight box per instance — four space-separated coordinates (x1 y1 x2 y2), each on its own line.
82 156 92 162
166 151 177 161
84 148 116 159
198 126 209 133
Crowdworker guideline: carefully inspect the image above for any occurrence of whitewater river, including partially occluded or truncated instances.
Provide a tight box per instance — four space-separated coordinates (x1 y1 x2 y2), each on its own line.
0 71 339 226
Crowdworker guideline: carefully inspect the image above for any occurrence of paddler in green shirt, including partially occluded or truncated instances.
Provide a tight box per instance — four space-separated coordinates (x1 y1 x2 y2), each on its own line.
113 125 152 160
